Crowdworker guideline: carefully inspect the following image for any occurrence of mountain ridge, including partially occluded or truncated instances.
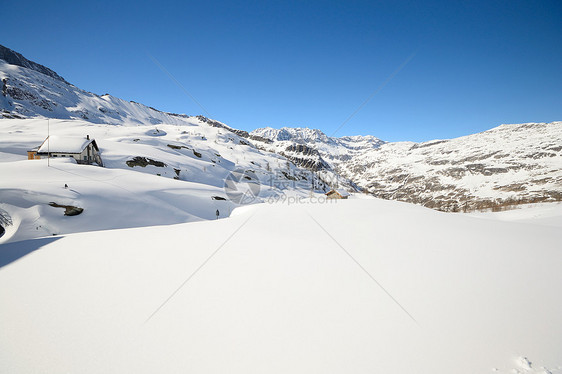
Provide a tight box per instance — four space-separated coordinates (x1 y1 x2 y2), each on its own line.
0 44 68 84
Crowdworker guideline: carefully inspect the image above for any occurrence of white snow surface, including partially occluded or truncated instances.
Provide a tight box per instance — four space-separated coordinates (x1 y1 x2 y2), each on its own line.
1 197 561 373
469 202 562 228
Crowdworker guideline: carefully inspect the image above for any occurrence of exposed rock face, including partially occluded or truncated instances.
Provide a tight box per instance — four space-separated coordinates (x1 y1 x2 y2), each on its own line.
48 202 84 216
0 44 68 83
196 115 252 140
126 157 167 168
250 127 384 174
279 144 331 170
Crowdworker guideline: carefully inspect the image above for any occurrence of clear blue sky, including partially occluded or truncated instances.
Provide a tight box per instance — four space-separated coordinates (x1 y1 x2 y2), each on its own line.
3 0 561 142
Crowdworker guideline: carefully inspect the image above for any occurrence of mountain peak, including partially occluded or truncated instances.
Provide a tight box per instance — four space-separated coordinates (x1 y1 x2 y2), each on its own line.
0 44 68 83
251 127 329 143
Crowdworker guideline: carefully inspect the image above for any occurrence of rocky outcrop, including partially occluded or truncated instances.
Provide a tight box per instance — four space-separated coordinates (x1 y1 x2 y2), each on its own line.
1 78 7 97
0 208 12 237
126 157 167 168
48 202 84 216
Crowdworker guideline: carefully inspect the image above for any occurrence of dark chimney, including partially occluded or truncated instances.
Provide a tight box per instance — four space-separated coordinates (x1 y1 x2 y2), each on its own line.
86 135 90 140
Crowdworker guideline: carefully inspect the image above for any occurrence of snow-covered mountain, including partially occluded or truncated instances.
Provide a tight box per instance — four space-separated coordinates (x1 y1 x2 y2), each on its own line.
0 44 193 125
250 126 385 174
250 123 562 211
338 122 562 211
0 43 352 191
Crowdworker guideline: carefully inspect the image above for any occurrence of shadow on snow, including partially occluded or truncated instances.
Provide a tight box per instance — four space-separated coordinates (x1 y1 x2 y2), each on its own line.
0 236 61 268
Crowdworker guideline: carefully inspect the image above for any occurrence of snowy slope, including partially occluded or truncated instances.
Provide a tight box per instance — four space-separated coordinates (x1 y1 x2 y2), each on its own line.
0 44 193 125
0 157 237 243
1 198 561 373
469 202 562 228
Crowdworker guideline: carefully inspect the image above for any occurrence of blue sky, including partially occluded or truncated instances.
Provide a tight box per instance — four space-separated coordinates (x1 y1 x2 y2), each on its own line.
3 0 561 142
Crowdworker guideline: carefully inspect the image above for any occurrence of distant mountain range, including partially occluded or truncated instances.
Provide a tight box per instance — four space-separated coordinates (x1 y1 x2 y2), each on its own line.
250 123 562 211
1 43 561 211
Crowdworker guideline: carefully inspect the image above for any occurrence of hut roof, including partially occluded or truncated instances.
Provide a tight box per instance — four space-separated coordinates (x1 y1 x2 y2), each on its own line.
37 136 98 154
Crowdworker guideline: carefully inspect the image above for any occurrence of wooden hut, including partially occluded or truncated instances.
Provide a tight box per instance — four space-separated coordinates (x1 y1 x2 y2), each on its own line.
325 189 351 199
30 135 103 166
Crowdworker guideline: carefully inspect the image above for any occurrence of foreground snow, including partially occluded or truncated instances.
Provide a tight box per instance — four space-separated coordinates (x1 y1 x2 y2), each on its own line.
1 198 561 373
468 202 562 228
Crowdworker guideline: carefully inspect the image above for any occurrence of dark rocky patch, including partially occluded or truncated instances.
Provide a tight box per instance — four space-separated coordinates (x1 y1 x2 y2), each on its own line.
49 202 84 216
281 171 297 181
0 208 12 237
167 144 188 150
409 140 449 150
126 157 167 168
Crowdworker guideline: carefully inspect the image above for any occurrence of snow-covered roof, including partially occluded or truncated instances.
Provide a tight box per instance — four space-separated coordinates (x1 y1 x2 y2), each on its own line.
327 188 350 197
37 136 96 154
335 189 350 196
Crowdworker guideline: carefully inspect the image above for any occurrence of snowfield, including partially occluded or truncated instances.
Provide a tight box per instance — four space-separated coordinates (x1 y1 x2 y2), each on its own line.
1 197 561 374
